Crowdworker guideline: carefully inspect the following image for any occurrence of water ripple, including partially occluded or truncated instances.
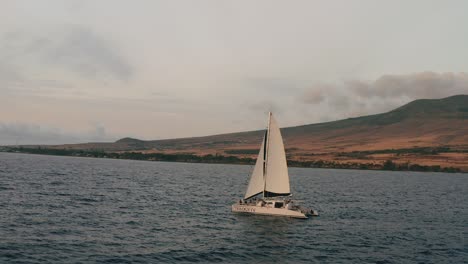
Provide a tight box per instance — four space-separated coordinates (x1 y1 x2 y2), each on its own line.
0 153 467 263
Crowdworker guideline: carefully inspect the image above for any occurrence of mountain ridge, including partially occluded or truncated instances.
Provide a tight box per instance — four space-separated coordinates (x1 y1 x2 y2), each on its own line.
131 94 468 151
33 95 468 152
16 95 468 171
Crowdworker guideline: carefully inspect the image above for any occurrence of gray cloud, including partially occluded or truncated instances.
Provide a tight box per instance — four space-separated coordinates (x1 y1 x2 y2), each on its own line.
301 84 328 104
350 72 468 99
245 77 303 95
247 100 284 115
329 95 350 112
0 25 133 83
299 72 468 121
0 122 116 145
0 62 22 84
42 26 133 81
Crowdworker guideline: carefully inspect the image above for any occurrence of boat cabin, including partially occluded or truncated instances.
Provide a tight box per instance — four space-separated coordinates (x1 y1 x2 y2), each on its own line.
261 200 285 209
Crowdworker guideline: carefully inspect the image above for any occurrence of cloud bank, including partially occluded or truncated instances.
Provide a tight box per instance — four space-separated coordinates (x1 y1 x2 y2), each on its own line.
0 122 116 145
6 26 130 78
349 72 468 99
299 72 468 121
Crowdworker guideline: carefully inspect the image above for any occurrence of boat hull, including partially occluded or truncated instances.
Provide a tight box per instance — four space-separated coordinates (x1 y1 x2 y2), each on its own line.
231 204 308 219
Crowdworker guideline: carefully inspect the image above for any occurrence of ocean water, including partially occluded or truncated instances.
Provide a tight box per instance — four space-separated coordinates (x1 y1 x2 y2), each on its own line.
0 153 466 263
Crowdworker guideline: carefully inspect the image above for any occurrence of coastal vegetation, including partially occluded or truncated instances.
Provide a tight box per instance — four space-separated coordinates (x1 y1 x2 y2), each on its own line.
2 147 462 173
336 146 468 157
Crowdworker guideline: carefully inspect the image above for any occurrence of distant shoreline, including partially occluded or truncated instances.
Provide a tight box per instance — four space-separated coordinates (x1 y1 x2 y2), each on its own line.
1 147 463 173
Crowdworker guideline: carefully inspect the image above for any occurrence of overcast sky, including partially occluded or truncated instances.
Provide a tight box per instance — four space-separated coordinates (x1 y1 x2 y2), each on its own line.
1 0 468 144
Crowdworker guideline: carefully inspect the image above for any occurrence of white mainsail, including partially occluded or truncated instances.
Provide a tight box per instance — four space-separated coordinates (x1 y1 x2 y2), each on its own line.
244 113 290 199
264 114 290 196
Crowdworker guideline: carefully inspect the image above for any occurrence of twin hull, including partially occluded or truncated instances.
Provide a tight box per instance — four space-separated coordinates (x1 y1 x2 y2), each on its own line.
231 204 308 219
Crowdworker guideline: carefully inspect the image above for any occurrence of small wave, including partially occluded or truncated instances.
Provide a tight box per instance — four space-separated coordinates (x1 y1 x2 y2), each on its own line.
74 197 100 203
126 221 138 225
419 250 433 255
375 260 392 264
46 172 67 176
56 193 71 197
314 255 328 260
101 257 132 263
148 249 249 263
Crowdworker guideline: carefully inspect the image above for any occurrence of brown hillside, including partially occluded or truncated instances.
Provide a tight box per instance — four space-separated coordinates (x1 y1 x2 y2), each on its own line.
39 95 468 171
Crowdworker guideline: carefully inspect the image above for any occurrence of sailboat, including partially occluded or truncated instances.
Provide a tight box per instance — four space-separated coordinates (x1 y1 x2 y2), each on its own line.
232 112 318 219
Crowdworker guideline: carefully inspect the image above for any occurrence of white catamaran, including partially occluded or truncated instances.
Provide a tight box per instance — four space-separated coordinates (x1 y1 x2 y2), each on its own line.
232 112 318 219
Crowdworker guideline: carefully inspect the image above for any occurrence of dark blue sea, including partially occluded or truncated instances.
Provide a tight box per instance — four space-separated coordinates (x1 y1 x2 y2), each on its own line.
0 153 466 263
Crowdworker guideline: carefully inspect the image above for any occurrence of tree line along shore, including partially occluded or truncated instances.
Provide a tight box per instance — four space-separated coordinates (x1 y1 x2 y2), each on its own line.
1 147 463 173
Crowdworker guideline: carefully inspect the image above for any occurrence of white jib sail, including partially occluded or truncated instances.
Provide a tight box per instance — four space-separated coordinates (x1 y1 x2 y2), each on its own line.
264 114 291 195
244 136 266 199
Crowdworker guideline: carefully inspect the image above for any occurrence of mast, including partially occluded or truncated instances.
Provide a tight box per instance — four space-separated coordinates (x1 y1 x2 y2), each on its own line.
244 111 290 200
262 112 272 198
